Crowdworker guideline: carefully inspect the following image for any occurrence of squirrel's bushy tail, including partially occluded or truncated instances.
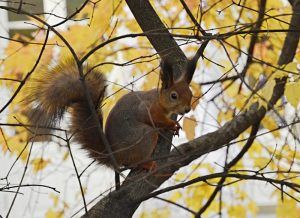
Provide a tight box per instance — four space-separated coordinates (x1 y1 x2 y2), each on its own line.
25 60 106 155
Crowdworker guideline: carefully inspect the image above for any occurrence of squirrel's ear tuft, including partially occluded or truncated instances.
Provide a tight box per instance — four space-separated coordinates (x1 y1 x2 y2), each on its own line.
160 60 174 89
185 40 210 83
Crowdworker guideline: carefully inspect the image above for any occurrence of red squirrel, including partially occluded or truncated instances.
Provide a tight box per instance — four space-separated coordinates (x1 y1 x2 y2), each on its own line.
26 59 192 170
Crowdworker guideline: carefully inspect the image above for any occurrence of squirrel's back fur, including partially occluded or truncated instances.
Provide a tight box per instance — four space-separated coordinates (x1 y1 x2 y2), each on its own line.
105 90 160 167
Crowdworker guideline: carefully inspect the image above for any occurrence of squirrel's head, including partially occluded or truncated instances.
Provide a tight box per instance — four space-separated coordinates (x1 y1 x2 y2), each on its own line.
159 60 193 116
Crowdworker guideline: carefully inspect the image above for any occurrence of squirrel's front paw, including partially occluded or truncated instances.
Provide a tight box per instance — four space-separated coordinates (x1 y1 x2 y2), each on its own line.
173 122 182 136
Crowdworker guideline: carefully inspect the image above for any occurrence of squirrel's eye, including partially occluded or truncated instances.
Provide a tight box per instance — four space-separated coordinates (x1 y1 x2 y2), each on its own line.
170 91 178 100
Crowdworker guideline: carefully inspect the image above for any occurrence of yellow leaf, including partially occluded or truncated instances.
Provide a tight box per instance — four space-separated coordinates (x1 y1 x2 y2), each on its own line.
266 0 285 8
45 209 64 218
254 157 270 169
174 172 186 181
3 34 53 82
102 88 129 124
285 81 300 108
296 50 300 63
140 207 170 218
183 116 196 140
142 71 160 91
5 133 29 161
224 80 239 98
247 63 263 87
169 191 182 202
31 158 51 173
273 62 297 79
248 141 263 158
261 115 280 138
185 0 199 9
62 151 69 161
284 62 298 74
190 82 202 110
50 193 59 207
259 79 276 108
253 42 268 61
217 110 234 124
234 94 248 109
228 205 247 218
276 199 298 218
248 201 259 216
186 192 202 210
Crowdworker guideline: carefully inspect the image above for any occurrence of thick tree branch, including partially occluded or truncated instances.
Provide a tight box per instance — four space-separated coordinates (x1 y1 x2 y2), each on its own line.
288 0 295 7
125 0 187 72
278 0 300 65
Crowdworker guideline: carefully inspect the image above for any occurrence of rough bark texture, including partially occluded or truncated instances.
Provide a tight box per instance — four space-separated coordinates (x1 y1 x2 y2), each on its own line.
125 1 186 64
278 0 300 65
83 0 300 217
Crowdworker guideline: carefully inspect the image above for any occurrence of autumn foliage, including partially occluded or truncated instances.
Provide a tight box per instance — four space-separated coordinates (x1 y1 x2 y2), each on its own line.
1 0 300 217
